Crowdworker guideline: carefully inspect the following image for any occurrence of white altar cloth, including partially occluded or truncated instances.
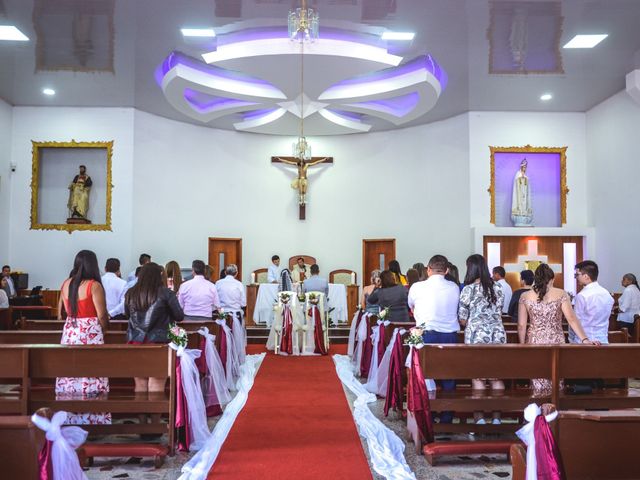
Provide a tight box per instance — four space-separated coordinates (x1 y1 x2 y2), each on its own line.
253 283 348 325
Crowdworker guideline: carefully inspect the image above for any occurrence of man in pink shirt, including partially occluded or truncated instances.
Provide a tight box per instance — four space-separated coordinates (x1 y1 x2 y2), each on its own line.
177 260 221 320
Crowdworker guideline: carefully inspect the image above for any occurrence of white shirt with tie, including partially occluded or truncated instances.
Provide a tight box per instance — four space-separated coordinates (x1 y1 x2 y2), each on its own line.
101 272 127 317
618 284 640 324
216 275 246 310
572 281 614 344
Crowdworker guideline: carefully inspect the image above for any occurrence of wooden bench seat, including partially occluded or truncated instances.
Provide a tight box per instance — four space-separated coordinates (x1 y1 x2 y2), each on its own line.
78 443 170 469
0 416 45 480
0 346 28 414
423 440 517 466
21 319 217 332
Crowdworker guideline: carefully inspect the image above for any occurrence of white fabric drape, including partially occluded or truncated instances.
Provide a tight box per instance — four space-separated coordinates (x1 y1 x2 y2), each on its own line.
228 310 247 364
198 327 232 406
353 312 371 375
214 319 239 390
365 320 390 394
266 291 304 354
375 328 405 397
170 344 210 451
333 354 416 480
516 403 559 480
31 411 88 480
179 353 266 480
347 310 360 357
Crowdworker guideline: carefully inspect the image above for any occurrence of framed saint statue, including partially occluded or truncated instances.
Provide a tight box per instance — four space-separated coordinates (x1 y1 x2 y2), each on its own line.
488 145 568 228
30 140 113 233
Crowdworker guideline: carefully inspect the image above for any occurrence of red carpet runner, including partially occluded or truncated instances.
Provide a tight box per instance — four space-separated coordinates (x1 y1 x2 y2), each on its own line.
208 344 372 479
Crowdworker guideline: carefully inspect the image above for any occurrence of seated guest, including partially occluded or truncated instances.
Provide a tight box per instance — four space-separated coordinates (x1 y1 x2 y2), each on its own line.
408 254 459 423
616 273 640 335
1 265 16 298
127 253 151 282
413 262 427 281
445 262 462 290
388 260 407 286
111 266 141 319
178 260 220 320
459 254 506 424
492 266 512 314
267 255 282 284
406 268 420 289
125 263 183 392
216 264 247 311
0 281 8 308
508 270 534 320
165 260 183 293
101 258 126 319
303 264 329 298
56 250 110 425
571 260 614 344
361 270 381 314
218 268 226 281
204 264 214 281
368 270 410 323
292 257 310 283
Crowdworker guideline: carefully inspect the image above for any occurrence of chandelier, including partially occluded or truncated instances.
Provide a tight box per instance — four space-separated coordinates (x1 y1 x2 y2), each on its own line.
288 0 319 44
289 0 318 160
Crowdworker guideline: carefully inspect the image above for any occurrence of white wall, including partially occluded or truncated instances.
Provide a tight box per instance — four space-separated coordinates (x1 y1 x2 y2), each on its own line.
0 99 12 263
586 90 640 290
8 107 134 288
132 110 471 283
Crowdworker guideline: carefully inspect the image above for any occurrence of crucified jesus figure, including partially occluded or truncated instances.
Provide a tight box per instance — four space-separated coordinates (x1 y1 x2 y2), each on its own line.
272 156 332 205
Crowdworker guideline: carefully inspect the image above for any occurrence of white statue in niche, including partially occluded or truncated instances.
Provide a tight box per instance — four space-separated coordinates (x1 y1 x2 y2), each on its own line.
511 158 533 226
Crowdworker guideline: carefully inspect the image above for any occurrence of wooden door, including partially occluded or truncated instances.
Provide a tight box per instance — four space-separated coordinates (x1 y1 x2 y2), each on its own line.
208 238 242 282
362 239 396 285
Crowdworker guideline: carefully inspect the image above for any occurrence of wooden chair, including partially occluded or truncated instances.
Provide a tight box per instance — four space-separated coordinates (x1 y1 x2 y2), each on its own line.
253 268 268 284
288 255 316 270
0 416 46 480
329 269 356 285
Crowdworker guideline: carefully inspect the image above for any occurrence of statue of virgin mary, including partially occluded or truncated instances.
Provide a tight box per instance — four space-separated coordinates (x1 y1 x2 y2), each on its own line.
511 159 533 226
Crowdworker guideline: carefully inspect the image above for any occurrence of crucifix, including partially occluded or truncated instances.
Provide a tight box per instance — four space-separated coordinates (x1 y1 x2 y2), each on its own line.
271 154 333 220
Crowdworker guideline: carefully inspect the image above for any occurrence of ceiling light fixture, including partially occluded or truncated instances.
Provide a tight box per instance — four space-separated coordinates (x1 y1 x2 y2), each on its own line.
42 88 56 96
381 31 415 41
563 34 608 49
0 25 29 41
540 93 552 101
288 0 319 43
181 28 216 38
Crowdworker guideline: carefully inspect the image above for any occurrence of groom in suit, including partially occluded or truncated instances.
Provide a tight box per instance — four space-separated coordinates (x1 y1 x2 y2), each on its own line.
303 264 329 299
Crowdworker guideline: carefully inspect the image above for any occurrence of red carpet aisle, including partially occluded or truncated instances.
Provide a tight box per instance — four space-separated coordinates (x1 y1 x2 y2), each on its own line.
208 344 373 479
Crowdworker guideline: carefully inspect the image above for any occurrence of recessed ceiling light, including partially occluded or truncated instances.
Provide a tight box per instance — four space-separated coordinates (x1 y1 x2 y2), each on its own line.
0 26 29 41
181 28 216 38
540 93 553 101
42 88 56 96
381 31 415 41
563 34 608 49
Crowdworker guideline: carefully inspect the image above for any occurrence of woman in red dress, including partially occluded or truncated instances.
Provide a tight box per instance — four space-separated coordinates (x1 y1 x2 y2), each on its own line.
55 250 110 424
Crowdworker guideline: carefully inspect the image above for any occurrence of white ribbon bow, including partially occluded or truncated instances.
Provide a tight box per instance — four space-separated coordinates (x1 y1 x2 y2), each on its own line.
214 319 240 389
31 411 88 480
169 343 210 451
516 403 559 480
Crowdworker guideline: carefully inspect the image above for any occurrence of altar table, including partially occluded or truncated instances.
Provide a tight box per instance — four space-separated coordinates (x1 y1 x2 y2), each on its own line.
253 283 348 325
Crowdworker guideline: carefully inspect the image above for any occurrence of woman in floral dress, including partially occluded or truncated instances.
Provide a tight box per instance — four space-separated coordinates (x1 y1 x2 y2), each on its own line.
459 254 505 424
55 250 111 424
518 263 596 397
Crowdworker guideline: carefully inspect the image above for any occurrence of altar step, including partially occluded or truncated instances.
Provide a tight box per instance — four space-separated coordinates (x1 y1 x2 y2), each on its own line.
246 326 351 344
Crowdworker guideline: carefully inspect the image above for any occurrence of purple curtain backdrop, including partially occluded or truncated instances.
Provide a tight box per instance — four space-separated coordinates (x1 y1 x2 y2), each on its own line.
494 152 561 227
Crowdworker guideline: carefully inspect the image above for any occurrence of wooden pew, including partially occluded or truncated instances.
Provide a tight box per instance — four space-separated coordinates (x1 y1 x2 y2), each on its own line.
0 346 29 414
20 318 217 333
18 344 177 452
0 416 46 480
0 307 12 329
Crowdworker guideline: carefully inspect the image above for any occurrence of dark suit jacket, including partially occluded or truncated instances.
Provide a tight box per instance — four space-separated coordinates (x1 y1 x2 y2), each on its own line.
367 285 410 323
508 288 529 320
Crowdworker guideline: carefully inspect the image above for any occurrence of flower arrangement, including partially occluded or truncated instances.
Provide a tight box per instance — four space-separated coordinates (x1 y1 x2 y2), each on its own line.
279 292 291 304
213 308 232 322
356 304 363 312
168 323 188 347
378 306 390 321
297 292 306 302
308 293 320 305
405 327 424 346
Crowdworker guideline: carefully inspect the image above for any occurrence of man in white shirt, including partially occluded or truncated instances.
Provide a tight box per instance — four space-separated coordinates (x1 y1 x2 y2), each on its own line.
178 260 221 320
127 253 151 282
216 264 247 311
408 254 460 423
492 266 512 314
616 273 640 335
267 255 282 284
101 258 127 319
571 260 614 344
1 265 16 298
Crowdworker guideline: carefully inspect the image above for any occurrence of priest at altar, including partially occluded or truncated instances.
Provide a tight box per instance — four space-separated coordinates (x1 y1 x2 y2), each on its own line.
291 257 310 283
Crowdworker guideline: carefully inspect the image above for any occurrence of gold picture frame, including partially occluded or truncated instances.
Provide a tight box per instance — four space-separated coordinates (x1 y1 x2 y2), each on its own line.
488 145 569 225
30 140 113 233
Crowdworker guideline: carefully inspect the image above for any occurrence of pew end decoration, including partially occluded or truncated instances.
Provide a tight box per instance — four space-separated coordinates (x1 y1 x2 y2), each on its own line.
168 323 188 348
405 327 424 346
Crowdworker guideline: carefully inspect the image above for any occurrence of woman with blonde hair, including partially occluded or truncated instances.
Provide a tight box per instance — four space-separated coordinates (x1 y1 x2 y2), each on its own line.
165 260 183 292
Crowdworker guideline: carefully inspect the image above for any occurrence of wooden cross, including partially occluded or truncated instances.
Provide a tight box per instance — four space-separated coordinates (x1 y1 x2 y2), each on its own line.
271 156 334 220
